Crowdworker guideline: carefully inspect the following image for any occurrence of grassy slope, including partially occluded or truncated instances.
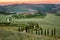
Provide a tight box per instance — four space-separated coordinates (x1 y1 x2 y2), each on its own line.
0 29 55 40
0 14 60 35
0 14 7 23
0 14 60 27
11 14 60 27
0 14 12 23
0 14 60 40
10 14 60 36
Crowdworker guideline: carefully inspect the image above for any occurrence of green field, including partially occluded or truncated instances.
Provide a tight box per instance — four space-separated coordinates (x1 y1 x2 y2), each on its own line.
10 13 60 36
0 13 60 33
0 29 56 40
11 14 60 27
0 13 60 40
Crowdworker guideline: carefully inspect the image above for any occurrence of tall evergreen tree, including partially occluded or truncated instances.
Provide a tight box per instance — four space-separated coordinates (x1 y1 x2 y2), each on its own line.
47 29 49 36
41 29 43 35
37 29 40 35
51 30 53 36
44 29 46 36
54 28 56 36
35 29 38 35
18 27 20 32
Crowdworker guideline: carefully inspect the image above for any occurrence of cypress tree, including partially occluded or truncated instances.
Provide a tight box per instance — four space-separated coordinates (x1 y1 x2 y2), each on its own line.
27 30 30 33
38 29 40 35
47 29 49 36
25 26 28 32
41 29 43 35
54 28 56 36
36 24 39 28
36 29 38 35
18 27 20 32
44 29 46 36
51 30 53 36
39 27 43 35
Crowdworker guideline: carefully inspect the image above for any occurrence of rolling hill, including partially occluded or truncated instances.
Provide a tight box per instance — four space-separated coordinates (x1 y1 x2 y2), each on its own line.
0 4 60 14
0 4 60 40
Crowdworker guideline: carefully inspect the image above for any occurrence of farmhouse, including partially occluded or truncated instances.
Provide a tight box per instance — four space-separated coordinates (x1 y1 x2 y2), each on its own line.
6 8 39 15
16 11 38 15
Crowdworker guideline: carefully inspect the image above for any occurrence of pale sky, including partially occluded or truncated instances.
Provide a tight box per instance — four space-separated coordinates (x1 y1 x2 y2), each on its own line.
0 0 60 4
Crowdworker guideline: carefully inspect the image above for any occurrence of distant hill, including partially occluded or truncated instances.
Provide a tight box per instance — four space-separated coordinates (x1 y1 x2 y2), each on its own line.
0 4 60 14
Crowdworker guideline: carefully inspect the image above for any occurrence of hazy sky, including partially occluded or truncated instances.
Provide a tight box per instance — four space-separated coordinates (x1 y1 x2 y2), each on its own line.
0 0 60 4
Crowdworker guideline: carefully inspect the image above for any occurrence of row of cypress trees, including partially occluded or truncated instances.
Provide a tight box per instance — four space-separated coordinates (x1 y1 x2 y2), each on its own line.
30 28 56 36
17 22 56 36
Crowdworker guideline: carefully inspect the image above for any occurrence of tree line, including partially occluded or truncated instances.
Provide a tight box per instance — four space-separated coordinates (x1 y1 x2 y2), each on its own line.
17 22 56 36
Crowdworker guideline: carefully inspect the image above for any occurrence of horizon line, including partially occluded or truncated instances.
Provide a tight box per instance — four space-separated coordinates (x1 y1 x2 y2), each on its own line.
0 1 60 5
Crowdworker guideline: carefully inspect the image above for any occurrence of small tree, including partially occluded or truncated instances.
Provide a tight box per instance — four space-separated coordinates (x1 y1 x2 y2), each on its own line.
54 28 56 36
47 29 49 36
25 26 29 32
36 23 39 28
44 29 46 36
37 29 40 35
51 30 53 36
18 27 20 32
39 27 43 35
41 29 43 35
35 29 38 35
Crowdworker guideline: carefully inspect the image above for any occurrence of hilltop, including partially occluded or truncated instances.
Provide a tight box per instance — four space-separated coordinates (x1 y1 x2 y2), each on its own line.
0 4 60 14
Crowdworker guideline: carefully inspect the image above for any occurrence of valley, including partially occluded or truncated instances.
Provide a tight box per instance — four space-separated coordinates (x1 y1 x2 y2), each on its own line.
0 4 60 40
